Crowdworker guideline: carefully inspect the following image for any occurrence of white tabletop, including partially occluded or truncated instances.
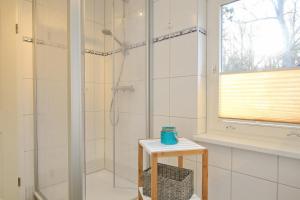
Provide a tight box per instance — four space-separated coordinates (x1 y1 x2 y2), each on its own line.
139 138 206 154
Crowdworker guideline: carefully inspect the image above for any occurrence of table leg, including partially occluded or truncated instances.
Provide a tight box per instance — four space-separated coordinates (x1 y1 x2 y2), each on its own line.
151 153 158 200
138 144 143 200
178 156 183 168
202 150 208 200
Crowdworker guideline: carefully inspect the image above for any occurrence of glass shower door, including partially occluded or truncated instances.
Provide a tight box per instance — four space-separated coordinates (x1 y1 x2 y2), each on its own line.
34 0 69 199
109 0 149 188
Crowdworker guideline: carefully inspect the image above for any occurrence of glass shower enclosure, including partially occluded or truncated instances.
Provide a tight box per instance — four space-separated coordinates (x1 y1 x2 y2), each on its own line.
33 0 151 199
33 0 70 199
84 0 150 198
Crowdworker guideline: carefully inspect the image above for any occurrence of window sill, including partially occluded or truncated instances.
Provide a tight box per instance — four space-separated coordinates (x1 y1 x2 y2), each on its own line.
193 133 300 160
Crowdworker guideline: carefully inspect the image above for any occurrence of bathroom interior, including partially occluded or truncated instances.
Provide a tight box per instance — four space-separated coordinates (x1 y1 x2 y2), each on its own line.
0 0 300 200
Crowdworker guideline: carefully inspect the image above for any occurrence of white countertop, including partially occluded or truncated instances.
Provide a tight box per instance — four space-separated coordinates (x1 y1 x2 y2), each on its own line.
194 134 300 160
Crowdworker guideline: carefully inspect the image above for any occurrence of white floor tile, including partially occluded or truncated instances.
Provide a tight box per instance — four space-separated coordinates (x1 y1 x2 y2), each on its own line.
86 170 137 200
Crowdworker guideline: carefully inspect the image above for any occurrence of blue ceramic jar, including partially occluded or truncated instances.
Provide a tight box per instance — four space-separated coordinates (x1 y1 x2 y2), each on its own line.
161 126 178 145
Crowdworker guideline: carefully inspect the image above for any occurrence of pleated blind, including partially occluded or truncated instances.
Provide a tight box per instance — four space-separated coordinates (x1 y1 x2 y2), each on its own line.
219 69 300 124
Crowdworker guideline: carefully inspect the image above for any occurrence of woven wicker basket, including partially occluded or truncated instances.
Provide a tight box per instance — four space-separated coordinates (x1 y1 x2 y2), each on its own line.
143 163 194 200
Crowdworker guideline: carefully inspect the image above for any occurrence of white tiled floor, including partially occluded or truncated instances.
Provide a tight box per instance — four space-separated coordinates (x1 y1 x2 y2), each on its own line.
86 170 137 200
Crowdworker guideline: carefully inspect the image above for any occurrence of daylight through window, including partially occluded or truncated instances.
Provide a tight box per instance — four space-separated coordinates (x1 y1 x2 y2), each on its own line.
219 0 300 124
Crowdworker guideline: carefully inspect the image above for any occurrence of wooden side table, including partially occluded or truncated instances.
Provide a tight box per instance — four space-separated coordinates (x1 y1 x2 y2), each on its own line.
138 138 208 200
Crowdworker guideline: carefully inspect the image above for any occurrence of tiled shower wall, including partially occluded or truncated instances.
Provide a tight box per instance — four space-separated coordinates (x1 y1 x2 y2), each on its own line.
152 0 207 141
151 0 207 195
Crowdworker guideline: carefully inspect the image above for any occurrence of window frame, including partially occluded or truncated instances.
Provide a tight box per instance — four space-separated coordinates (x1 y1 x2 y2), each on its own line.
206 0 300 140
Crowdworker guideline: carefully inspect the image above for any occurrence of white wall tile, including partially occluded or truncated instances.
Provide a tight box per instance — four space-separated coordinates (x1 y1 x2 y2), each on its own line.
104 56 113 84
95 139 105 167
105 139 113 170
170 33 198 77
21 43 33 79
85 0 94 21
85 83 95 111
116 81 142 114
22 79 33 115
125 12 146 44
232 172 277 200
104 84 112 112
37 114 68 149
95 111 105 139
86 140 96 163
85 54 95 82
86 140 99 173
21 0 32 37
122 47 146 82
153 0 170 37
85 20 95 50
36 46 68 81
170 117 197 140
232 149 278 182
126 0 145 16
24 151 35 200
104 0 113 29
170 76 198 118
209 166 231 200
279 157 300 188
38 147 68 187
23 115 34 152
278 185 300 200
153 40 170 79
94 0 105 24
105 112 113 140
94 23 105 51
170 0 198 31
36 80 68 116
94 83 105 111
198 142 232 170
116 113 146 145
85 112 96 140
94 56 105 83
153 115 170 138
153 78 170 116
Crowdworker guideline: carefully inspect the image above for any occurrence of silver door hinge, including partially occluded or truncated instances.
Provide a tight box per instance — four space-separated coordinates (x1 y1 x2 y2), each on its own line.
15 24 19 34
18 177 21 187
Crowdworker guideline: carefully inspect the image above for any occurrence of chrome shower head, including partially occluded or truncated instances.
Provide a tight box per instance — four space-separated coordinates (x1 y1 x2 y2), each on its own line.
102 29 112 36
102 28 125 49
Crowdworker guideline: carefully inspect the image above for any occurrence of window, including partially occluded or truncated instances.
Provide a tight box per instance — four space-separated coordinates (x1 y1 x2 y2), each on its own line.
219 0 300 124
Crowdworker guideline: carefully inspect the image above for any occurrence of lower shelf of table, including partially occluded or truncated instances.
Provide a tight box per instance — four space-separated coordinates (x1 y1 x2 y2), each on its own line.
138 187 201 200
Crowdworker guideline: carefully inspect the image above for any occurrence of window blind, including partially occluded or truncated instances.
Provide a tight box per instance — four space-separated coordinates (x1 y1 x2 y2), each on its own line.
219 69 300 124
